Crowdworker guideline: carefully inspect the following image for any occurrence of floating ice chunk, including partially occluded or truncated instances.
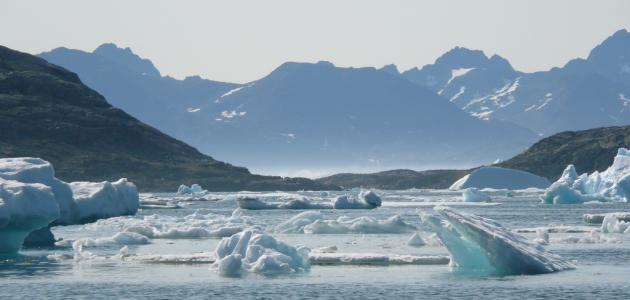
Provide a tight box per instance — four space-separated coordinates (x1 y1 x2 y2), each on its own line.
312 245 338 253
583 212 630 224
0 157 78 225
0 179 60 254
275 211 324 233
407 232 427 247
542 149 630 204
69 179 139 223
450 167 550 190
304 215 416 234
421 206 574 275
177 184 207 196
332 190 382 209
601 214 630 233
309 253 450 266
461 188 491 202
213 229 310 276
71 232 150 248
236 196 332 210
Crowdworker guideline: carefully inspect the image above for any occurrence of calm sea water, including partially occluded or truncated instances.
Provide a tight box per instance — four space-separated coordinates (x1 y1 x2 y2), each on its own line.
1 189 630 299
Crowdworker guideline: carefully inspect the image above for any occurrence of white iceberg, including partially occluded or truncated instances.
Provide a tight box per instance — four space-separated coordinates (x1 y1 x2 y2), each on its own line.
601 214 630 233
69 179 139 223
332 190 382 209
213 229 310 276
542 149 630 204
177 184 207 196
461 188 491 202
450 167 550 190
421 206 574 275
0 179 60 254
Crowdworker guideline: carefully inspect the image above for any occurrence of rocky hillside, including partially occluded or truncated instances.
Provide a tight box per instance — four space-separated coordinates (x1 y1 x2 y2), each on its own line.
0 45 336 192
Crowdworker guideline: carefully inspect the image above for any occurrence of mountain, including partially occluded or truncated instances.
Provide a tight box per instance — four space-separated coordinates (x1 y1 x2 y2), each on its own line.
38 44 241 141
0 45 336 192
498 125 630 180
395 29 630 135
38 46 537 174
316 169 470 190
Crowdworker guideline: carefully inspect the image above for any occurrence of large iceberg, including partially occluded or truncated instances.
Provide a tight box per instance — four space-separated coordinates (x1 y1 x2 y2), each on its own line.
0 179 60 253
421 206 574 275
69 179 139 223
213 229 310 276
542 148 630 204
450 167 550 190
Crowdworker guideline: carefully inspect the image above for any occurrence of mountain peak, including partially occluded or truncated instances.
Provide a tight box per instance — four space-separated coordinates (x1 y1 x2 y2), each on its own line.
93 43 161 77
379 64 400 75
587 28 630 61
434 47 489 68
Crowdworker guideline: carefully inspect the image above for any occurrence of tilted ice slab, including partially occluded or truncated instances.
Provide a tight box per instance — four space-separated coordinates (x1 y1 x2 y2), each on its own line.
421 206 574 275
276 211 417 234
450 167 550 190
213 229 310 276
461 188 491 202
0 179 60 253
69 179 139 223
542 148 630 204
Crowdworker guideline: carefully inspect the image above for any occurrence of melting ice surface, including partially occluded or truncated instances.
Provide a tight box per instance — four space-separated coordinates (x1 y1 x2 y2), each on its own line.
422 206 575 275
3 188 630 299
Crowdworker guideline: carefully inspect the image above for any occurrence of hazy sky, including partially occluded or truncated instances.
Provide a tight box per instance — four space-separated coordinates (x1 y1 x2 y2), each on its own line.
2 0 630 83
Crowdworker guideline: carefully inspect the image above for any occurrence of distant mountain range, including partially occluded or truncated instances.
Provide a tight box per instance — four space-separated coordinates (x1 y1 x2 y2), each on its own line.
0 45 335 191
389 29 630 135
39 46 537 174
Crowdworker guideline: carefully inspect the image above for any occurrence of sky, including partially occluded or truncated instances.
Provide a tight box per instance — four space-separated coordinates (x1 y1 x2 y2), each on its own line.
2 0 630 83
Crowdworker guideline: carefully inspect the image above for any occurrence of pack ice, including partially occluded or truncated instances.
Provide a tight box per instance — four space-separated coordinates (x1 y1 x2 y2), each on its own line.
213 229 310 276
542 148 630 204
450 167 550 190
421 206 574 275
275 211 416 234
0 157 139 252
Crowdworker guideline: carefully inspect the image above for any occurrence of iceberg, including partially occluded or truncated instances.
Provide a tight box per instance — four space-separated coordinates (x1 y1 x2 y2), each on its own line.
332 190 382 209
69 179 139 223
601 214 630 233
0 179 60 253
542 149 630 204
421 206 574 275
177 184 207 196
461 188 491 202
450 167 550 190
213 229 310 276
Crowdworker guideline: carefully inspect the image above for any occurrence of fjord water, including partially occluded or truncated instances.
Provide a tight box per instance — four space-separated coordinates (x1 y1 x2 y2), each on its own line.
2 189 630 299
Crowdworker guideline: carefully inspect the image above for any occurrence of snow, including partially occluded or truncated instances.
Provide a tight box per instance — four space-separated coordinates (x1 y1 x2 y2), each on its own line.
69 179 139 223
213 229 310 276
221 110 247 119
447 68 475 85
461 188 491 202
276 211 416 234
421 206 574 275
449 86 466 102
309 253 449 266
186 107 201 113
176 184 207 196
219 86 246 98
407 232 427 247
542 149 630 204
332 190 382 209
601 214 630 233
0 179 60 253
450 167 550 190
583 212 630 224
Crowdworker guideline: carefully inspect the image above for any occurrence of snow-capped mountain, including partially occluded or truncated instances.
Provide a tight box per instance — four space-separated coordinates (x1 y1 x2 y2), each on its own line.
392 29 630 135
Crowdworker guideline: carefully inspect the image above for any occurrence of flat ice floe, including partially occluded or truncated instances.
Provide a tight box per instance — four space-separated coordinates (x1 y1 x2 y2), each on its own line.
450 167 550 190
0 179 60 253
213 229 310 276
421 206 574 275
233 190 382 210
276 211 417 234
542 149 630 204
309 253 449 266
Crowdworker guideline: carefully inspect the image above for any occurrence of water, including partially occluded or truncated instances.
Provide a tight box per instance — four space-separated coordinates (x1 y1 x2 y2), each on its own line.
2 189 630 299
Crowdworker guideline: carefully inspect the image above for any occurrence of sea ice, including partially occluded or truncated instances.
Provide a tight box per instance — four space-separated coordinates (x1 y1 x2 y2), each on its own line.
309 253 449 266
450 167 550 190
421 206 574 275
0 179 60 253
303 215 417 234
542 149 630 204
461 188 491 202
213 229 310 276
70 232 150 248
236 196 332 210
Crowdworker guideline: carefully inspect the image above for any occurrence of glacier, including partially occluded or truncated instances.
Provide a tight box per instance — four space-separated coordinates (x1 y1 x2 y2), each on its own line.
421 206 574 275
213 229 310 276
0 179 60 254
542 148 630 204
450 167 550 190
